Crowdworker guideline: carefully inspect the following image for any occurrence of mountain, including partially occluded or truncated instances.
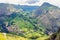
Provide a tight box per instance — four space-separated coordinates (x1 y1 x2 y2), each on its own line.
0 2 60 40
30 2 60 34
14 5 40 11
0 3 45 40
0 3 39 12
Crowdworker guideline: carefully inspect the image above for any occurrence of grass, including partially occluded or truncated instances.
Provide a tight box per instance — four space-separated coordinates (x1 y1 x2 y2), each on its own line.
0 32 49 40
37 35 49 40
0 33 28 40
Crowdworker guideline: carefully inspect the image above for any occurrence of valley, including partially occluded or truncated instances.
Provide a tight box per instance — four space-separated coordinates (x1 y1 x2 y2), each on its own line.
0 2 60 40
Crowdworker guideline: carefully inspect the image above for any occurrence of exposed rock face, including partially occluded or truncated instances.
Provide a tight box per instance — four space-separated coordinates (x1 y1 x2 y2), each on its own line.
31 2 60 34
46 28 60 40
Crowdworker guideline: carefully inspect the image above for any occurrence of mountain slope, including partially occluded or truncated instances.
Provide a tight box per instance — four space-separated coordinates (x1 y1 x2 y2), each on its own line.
0 2 60 40
0 3 46 40
30 2 60 35
47 28 60 40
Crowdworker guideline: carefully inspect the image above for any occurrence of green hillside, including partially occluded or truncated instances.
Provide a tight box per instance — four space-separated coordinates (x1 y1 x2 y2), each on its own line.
0 2 60 40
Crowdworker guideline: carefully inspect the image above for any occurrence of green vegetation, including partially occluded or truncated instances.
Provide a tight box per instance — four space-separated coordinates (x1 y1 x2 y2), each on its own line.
1 2 60 40
0 10 47 40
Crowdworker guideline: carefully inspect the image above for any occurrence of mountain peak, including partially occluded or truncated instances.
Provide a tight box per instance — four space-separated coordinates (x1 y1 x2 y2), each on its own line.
41 2 53 7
